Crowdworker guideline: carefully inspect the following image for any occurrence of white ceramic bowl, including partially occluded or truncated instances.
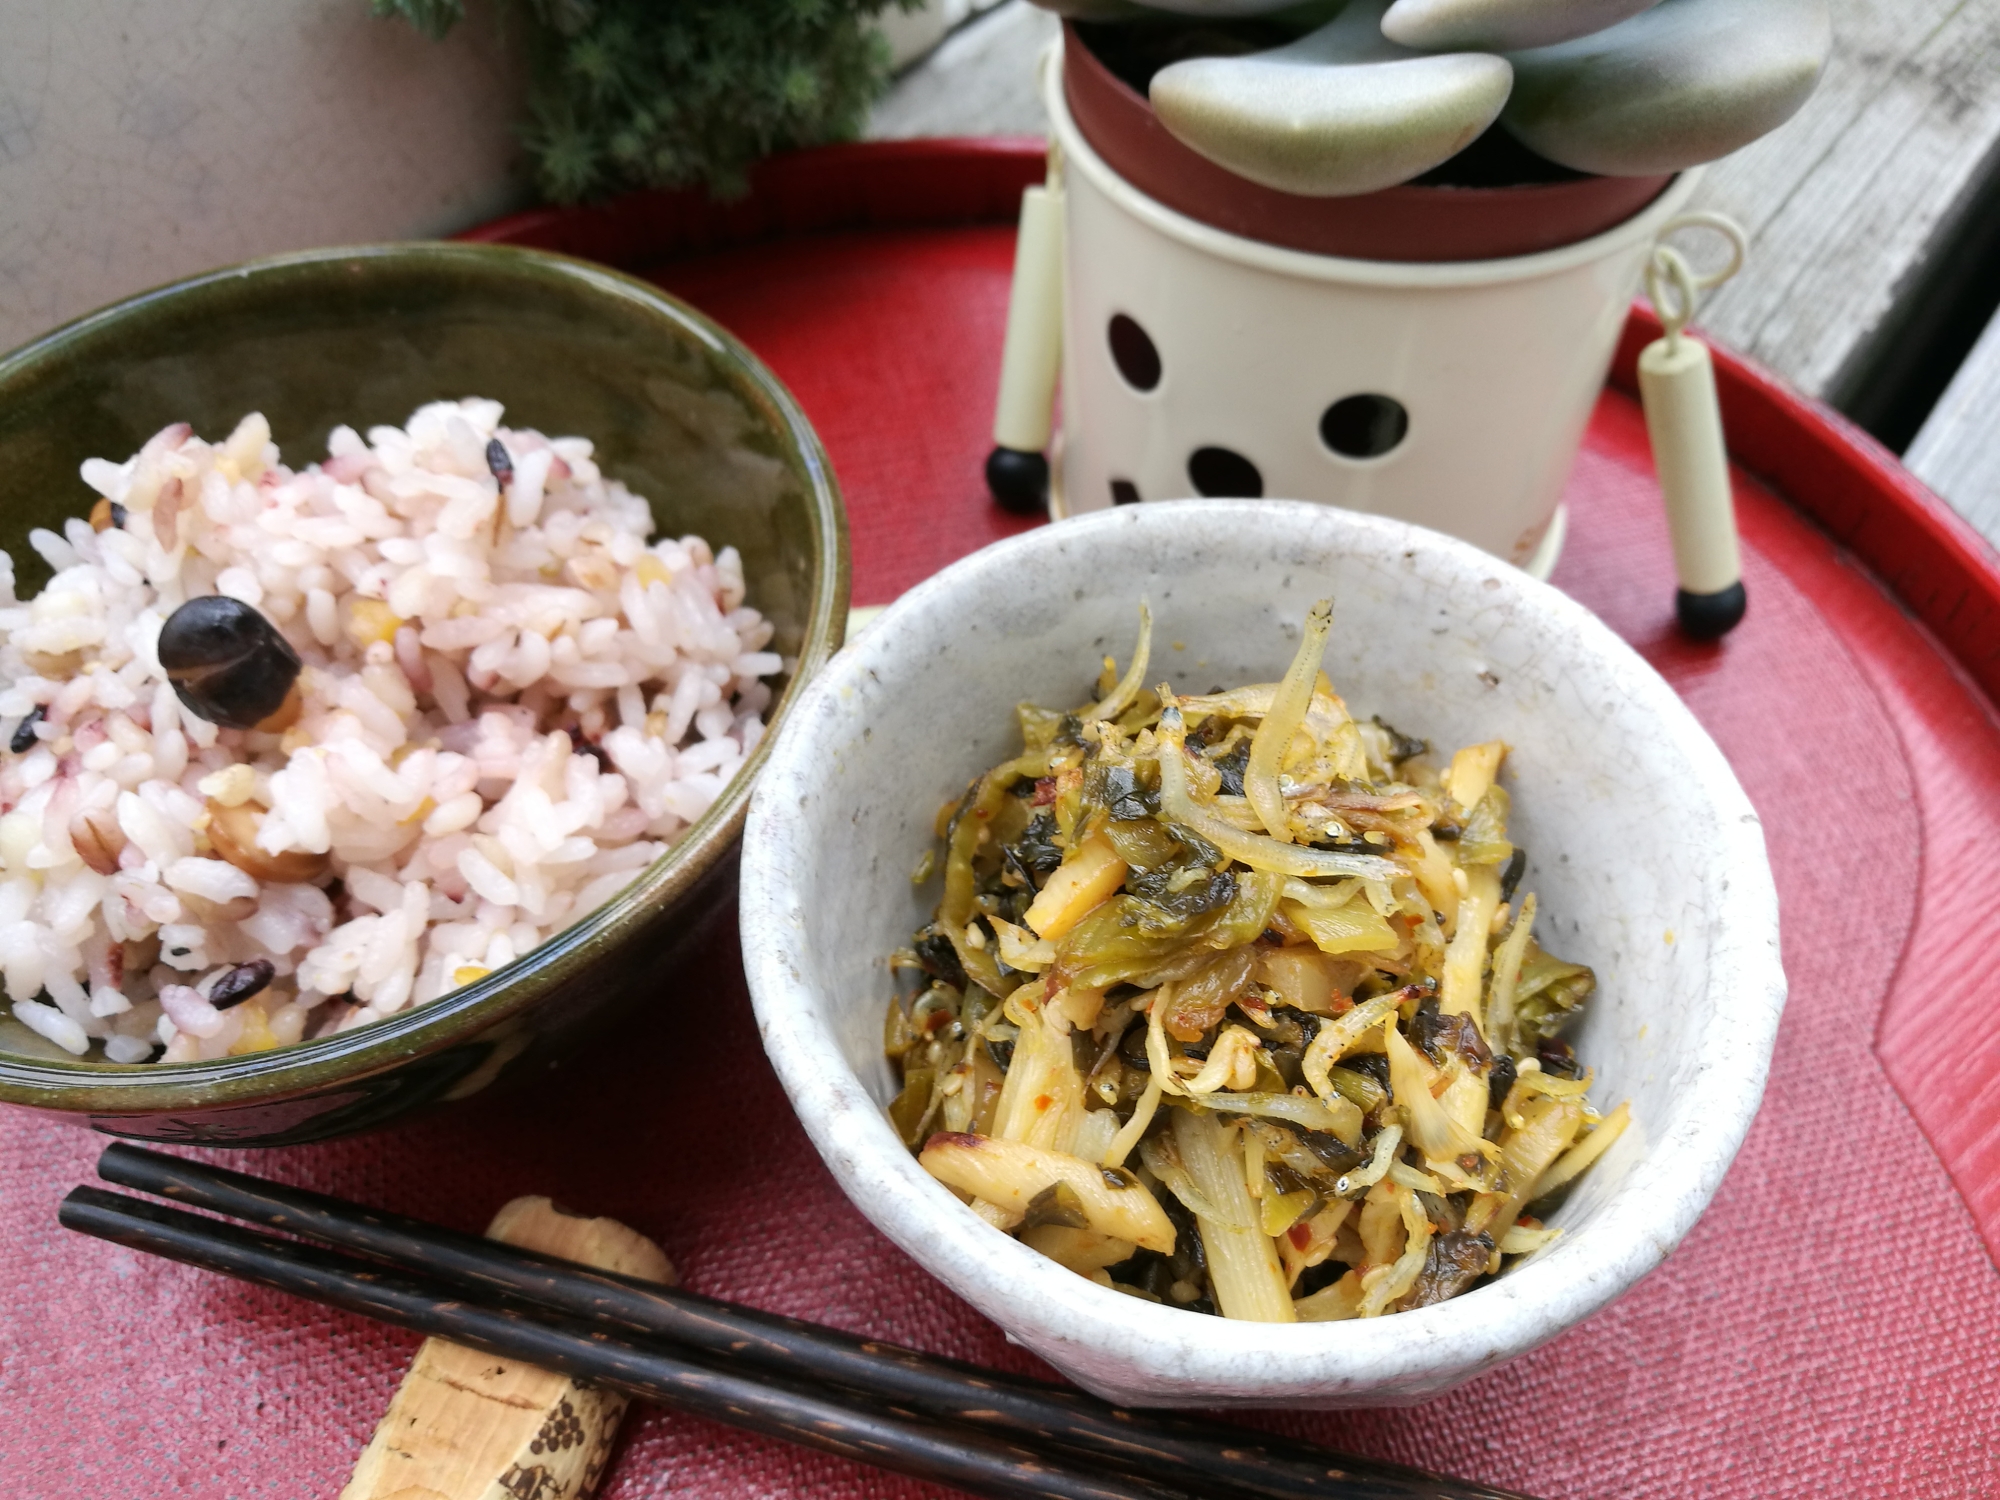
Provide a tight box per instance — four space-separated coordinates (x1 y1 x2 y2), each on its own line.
740 501 1783 1408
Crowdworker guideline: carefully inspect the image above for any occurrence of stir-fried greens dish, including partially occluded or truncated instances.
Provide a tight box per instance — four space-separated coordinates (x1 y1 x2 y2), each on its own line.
884 603 1630 1323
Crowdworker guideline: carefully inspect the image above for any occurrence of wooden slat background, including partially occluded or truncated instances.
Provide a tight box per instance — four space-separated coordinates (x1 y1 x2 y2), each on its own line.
1908 313 2000 542
1684 0 2000 406
869 2 1060 142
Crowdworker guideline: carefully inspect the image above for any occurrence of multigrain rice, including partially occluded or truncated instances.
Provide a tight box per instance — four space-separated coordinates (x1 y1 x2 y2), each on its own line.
0 399 778 1064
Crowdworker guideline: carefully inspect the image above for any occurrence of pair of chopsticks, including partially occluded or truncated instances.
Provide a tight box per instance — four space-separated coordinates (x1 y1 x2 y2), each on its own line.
63 1145 1533 1500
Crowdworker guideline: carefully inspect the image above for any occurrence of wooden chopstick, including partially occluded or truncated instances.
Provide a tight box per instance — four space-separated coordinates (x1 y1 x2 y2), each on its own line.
83 1145 1536 1500
60 1185 1191 1500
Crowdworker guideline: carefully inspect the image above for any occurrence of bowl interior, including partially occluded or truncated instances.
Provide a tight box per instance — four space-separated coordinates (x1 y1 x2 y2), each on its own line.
746 501 1780 1404
0 243 846 1086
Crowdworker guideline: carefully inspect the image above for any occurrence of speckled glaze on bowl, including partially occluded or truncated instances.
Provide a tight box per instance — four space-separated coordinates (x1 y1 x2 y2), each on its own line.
741 501 1781 1408
0 243 848 1145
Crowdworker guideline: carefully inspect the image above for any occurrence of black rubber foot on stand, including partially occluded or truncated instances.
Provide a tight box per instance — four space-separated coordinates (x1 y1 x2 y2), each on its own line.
1676 581 1747 640
985 447 1049 515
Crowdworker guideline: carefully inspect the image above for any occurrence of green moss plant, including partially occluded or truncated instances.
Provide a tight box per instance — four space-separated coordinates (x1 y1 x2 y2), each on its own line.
375 0 920 202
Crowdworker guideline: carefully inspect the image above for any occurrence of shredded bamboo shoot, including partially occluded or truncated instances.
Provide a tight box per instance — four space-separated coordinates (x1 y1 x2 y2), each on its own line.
1197 1089 1362 1144
1071 1106 1122 1166
1498 1223 1561 1256
1257 946 1346 1013
1407 829 1460 932
1023 835 1127 941
1281 894 1400 957
1385 1022 1495 1166
1440 864 1499 1033
1103 1073 1163 1168
1279 1199 1353 1287
970 1198 1018 1231
1139 1133 1237 1226
990 996 1085 1153
1443 741 1506 813
1358 1187 1433 1317
919 1134 1176 1253
1022 1225 1141 1274
1485 891 1537 1056
1172 1108 1296 1323
1246 599 1333 840
1530 1101 1631 1201
1484 1095 1586 1260
1294 1269 1365 1322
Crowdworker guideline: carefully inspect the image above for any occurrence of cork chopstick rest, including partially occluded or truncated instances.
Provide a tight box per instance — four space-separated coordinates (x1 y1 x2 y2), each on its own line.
341 1198 673 1500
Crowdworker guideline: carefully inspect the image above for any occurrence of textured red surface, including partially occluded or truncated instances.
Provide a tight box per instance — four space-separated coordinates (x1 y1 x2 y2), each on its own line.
6 150 2000 1499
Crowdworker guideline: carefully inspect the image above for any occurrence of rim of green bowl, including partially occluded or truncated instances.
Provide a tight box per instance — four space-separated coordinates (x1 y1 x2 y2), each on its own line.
0 240 850 1113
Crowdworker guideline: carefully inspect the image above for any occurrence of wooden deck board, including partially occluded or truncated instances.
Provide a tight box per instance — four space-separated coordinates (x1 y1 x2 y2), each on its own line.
869 2 1060 143
1908 310 2000 545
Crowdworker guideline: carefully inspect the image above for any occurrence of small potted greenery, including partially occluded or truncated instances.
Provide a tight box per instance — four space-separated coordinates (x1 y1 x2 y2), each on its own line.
376 0 921 201
989 0 1829 573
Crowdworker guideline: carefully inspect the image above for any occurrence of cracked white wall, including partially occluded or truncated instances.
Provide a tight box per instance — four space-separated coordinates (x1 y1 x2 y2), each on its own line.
0 0 527 352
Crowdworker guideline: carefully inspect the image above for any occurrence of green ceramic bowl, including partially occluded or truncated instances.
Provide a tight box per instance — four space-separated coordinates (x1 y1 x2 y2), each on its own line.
0 243 848 1144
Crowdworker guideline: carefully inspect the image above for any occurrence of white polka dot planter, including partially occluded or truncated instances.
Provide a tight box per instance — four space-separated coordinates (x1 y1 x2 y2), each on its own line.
740 501 1784 1409
1043 36 1700 576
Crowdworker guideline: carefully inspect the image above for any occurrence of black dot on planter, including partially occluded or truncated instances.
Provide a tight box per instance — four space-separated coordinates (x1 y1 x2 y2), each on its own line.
1187 447 1263 499
1110 479 1142 506
1320 394 1409 459
1107 314 1162 392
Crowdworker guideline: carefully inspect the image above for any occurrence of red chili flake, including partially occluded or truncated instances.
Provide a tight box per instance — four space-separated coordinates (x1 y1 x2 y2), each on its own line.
1034 1093 1053 1112
1330 995 1355 1015
1287 1223 1313 1249
1032 777 1057 806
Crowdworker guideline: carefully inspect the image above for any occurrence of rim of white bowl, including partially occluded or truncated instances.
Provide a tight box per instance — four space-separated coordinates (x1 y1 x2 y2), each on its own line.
741 500 1784 1403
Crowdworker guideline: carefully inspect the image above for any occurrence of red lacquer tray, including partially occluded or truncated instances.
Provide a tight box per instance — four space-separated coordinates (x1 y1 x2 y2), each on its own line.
6 141 2000 1500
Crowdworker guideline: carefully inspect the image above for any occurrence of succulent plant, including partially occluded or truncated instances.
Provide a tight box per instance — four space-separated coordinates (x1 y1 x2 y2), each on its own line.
1044 0 1832 195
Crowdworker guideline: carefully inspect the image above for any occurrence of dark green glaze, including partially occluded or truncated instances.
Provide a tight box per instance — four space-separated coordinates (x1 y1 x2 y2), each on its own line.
0 243 849 1143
